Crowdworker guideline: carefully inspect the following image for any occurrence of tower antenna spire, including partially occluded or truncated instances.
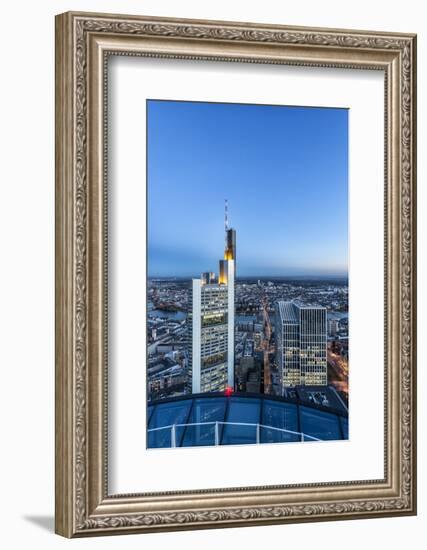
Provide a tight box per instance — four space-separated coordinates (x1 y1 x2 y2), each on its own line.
225 199 229 231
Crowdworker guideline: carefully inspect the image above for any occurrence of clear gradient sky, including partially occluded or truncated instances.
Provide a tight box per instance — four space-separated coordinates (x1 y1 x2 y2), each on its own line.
147 100 348 278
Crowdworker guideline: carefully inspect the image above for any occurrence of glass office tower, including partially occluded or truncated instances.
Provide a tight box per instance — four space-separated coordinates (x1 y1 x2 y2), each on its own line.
275 300 327 392
187 206 236 393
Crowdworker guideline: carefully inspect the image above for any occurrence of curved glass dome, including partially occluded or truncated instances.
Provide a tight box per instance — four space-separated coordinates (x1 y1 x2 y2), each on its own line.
147 392 348 449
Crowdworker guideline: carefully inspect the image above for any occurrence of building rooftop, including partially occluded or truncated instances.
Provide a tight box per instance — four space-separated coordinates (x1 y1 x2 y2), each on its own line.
292 299 327 310
277 300 327 323
277 301 298 323
147 391 348 449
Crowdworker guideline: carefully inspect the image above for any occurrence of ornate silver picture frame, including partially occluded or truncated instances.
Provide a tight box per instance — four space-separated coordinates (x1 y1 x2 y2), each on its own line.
55 11 417 537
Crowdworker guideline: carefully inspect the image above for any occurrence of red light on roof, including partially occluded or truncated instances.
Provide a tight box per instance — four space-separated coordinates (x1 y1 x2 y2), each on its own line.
224 386 233 397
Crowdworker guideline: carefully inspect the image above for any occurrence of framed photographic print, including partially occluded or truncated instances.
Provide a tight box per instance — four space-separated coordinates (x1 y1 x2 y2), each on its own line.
55 11 417 537
145 100 349 449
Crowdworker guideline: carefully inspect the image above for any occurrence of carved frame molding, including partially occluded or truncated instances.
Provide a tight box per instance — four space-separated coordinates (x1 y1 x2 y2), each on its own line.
55 11 416 537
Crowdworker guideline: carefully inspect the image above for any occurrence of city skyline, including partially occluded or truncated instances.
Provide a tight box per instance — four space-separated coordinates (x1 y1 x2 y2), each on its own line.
147 99 349 448
148 99 348 278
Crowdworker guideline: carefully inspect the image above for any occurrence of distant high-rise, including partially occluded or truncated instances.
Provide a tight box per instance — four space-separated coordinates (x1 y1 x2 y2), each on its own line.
201 272 216 285
328 318 339 337
187 204 235 393
275 301 327 391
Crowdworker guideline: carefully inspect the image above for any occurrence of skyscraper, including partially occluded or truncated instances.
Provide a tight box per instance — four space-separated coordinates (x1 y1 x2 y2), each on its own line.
187 204 235 393
275 300 327 392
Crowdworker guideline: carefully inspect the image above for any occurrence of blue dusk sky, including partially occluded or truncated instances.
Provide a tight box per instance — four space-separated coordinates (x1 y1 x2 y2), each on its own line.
147 100 348 278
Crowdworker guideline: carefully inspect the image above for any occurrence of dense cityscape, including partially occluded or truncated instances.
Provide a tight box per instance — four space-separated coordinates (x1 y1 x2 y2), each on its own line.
147 276 348 403
146 200 349 448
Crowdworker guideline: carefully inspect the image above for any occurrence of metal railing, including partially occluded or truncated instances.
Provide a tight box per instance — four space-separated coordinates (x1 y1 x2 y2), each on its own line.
148 421 321 447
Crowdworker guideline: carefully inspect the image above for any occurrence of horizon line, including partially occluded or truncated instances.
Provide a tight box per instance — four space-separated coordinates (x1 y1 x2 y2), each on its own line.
148 274 349 280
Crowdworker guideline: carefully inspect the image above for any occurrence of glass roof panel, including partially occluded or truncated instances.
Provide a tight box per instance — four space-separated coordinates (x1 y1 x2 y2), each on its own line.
221 397 260 445
299 405 342 441
180 398 227 447
148 399 192 448
339 416 349 440
261 400 299 443
147 425 172 449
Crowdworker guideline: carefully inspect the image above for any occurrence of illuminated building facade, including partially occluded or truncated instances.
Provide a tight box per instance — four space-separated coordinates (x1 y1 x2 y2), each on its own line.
224 199 236 275
275 301 327 391
187 203 235 393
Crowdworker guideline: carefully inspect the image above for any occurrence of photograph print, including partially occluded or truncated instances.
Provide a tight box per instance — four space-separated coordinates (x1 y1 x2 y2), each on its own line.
147 99 349 449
